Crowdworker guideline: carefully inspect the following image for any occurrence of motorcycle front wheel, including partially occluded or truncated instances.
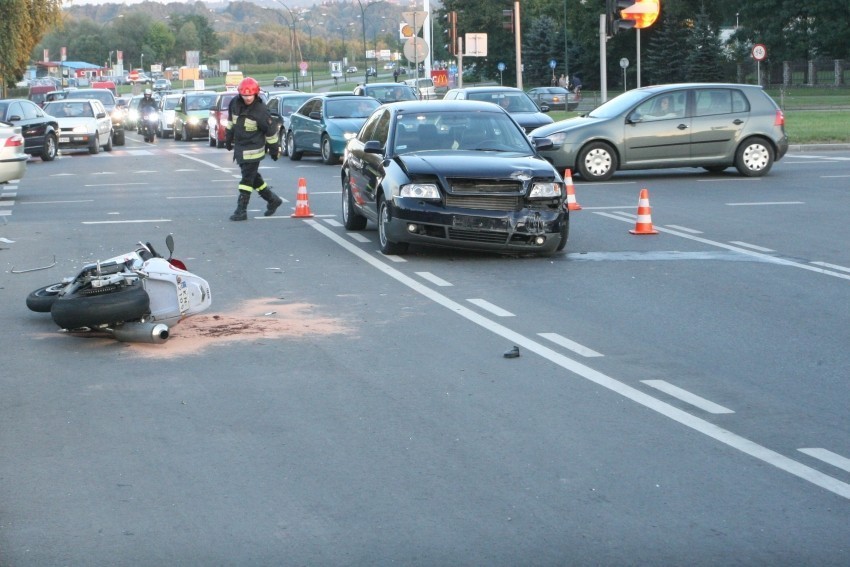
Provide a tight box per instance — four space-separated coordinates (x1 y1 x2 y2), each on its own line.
50 282 150 330
26 283 66 313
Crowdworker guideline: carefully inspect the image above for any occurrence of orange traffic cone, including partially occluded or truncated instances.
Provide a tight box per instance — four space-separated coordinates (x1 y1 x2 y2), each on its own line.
290 177 314 218
629 188 658 235
564 168 582 211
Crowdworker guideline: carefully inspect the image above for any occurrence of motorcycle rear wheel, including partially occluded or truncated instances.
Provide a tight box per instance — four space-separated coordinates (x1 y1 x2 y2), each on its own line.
26 283 66 313
50 282 150 330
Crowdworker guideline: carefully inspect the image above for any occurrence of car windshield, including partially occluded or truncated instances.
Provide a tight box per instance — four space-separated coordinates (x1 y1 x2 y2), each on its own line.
367 86 415 102
163 97 180 110
393 110 533 154
466 92 539 112
586 89 653 119
66 91 112 105
44 101 92 118
327 98 380 118
187 96 213 110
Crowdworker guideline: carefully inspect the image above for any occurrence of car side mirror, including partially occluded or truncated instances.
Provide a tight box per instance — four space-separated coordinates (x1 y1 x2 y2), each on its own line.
532 137 554 151
309 111 322 120
364 140 383 154
97 112 107 118
9 115 22 122
539 104 550 113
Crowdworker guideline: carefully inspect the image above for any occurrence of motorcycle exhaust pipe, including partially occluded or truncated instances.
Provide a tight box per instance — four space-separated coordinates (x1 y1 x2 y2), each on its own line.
109 322 170 344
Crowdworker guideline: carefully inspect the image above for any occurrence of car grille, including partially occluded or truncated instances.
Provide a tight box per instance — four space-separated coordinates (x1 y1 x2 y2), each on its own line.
447 229 508 243
446 179 522 211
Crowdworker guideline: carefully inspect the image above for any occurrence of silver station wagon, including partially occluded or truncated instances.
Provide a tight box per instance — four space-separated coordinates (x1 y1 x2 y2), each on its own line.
531 83 789 181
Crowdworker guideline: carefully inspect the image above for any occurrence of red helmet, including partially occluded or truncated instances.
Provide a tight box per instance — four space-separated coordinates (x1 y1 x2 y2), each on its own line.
238 77 260 96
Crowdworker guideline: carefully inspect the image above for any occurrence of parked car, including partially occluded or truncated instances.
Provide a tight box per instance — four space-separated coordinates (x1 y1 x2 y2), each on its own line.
273 76 291 88
62 87 126 145
341 100 568 255
41 99 113 154
152 78 172 92
530 82 790 181
174 91 216 141
157 93 182 138
0 122 28 184
286 93 381 165
0 98 59 161
266 92 312 155
526 86 580 111
352 83 417 103
345 66 358 74
207 91 239 148
403 77 438 100
443 86 553 133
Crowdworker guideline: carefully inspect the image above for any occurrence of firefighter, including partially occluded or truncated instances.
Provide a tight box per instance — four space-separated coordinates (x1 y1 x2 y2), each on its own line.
225 77 282 221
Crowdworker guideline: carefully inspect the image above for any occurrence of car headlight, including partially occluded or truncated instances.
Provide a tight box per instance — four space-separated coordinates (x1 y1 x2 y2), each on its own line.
399 183 440 200
546 131 568 145
129 110 139 121
72 125 89 134
343 132 357 140
208 116 217 127
529 181 562 198
188 116 199 125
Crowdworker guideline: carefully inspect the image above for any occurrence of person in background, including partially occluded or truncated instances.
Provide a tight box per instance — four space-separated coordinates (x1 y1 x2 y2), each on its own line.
224 77 282 221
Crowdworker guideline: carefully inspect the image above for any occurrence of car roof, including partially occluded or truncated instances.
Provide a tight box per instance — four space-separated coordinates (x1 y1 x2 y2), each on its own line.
449 86 523 93
362 83 413 89
387 100 509 113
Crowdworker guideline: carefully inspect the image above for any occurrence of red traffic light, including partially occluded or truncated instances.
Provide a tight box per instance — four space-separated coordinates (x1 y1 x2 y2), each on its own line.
621 0 660 29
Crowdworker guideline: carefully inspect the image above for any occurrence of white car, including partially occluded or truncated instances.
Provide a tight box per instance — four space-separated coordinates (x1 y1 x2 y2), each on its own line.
157 93 182 139
0 121 27 184
42 99 113 154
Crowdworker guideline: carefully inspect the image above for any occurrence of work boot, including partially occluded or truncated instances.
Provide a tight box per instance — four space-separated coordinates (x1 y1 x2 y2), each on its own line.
229 191 251 221
258 187 283 217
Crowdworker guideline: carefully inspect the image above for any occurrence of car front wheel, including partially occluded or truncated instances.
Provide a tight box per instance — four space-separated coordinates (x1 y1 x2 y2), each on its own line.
378 196 408 255
41 133 57 161
342 175 367 230
577 141 617 181
735 137 774 177
287 131 302 161
321 135 337 165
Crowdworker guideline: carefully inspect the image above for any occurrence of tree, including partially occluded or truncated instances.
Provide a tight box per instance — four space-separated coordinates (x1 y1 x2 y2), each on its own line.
644 11 691 85
522 15 562 87
685 4 725 82
0 0 63 94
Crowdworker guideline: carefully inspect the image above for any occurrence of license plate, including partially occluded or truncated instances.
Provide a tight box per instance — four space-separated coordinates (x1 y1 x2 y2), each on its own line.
452 216 507 230
59 137 69 143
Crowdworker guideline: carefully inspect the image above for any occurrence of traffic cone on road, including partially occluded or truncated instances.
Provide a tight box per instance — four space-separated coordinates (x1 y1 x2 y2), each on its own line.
564 168 582 211
290 177 314 218
629 188 658 235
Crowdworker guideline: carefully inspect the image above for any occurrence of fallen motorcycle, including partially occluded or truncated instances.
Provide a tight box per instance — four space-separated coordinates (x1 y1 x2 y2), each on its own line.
26 235 211 343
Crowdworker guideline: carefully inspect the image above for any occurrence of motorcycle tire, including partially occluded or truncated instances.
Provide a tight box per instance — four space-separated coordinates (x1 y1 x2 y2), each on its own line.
26 283 66 313
50 281 150 330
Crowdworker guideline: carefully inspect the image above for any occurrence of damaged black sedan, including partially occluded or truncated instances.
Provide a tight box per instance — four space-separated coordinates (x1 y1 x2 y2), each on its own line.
341 100 569 255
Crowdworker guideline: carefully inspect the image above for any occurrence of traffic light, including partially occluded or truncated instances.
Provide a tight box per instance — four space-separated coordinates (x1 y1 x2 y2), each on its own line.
606 0 636 35
447 11 458 56
502 9 513 32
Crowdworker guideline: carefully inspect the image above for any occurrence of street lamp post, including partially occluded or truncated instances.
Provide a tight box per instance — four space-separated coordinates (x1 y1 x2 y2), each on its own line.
275 0 300 90
356 0 386 84
140 53 144 73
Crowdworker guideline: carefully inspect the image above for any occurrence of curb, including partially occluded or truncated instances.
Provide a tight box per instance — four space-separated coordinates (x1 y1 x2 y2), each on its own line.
788 143 850 152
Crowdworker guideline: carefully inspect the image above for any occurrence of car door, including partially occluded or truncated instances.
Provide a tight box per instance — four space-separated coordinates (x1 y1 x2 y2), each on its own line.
689 87 747 160
93 101 110 142
622 90 691 166
7 101 45 155
302 99 324 152
348 109 390 219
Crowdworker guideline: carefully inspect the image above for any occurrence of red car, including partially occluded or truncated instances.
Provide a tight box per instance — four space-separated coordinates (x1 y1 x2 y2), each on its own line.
208 91 238 148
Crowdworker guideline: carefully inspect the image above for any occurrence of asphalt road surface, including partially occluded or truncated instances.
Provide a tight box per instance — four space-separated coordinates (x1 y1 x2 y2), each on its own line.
1 132 849 565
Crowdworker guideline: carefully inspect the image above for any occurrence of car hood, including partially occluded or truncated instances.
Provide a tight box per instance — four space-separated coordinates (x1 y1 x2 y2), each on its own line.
327 117 367 134
530 115 598 137
396 152 556 181
55 117 99 128
510 112 554 130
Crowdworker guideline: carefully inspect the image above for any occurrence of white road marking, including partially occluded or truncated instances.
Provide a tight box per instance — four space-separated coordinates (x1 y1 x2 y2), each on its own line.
348 233 370 243
664 225 703 234
811 261 850 273
307 219 850 501
799 448 850 473
642 380 734 414
538 332 603 357
416 272 453 287
594 212 850 282
729 241 775 252
323 219 343 227
466 298 514 317
84 182 148 187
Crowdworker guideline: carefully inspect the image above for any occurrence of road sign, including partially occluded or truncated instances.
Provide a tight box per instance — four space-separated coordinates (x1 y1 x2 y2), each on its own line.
464 33 487 57
299 61 308 71
403 37 428 61
549 59 557 70
402 11 428 34
497 62 506 72
752 44 767 61
620 57 630 69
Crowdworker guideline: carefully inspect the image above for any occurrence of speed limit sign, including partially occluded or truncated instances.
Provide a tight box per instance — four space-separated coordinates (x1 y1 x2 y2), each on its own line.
752 44 767 61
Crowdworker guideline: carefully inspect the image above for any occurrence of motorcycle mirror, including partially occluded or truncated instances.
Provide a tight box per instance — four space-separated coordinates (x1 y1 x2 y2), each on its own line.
165 234 175 258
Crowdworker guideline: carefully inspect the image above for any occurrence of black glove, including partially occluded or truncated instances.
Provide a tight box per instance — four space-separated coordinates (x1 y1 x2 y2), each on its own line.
225 134 233 151
267 143 280 161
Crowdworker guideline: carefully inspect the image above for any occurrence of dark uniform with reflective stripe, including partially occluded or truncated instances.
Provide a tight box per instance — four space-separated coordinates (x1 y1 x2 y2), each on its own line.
225 94 282 220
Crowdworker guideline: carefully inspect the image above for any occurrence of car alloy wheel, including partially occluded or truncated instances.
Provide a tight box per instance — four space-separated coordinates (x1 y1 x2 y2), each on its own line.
735 137 774 177
378 197 408 255
578 141 617 181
